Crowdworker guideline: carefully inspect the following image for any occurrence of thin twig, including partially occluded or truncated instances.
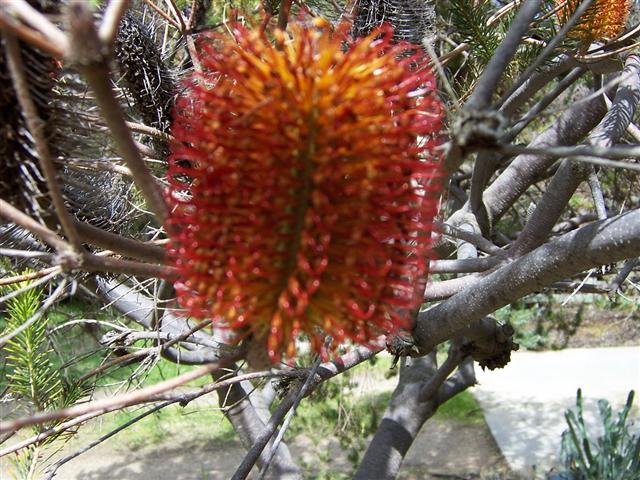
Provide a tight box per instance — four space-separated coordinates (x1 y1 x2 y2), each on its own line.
73 220 166 264
501 56 574 115
435 221 504 256
429 257 500 274
165 0 187 32
420 342 464 401
0 200 71 254
0 270 60 305
82 254 169 278
588 172 607 220
99 0 131 44
0 249 52 260
0 11 64 57
43 401 169 480
466 0 542 112
231 345 378 480
608 257 638 297
0 353 240 434
497 0 595 107
495 144 640 171
141 0 181 28
258 338 331 479
505 67 586 141
0 267 61 287
0 370 284 457
1 0 69 51
125 121 175 142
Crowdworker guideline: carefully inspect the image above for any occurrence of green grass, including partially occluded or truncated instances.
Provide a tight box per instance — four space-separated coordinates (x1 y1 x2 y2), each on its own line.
77 403 236 452
2 297 211 390
435 390 484 424
2 293 487 478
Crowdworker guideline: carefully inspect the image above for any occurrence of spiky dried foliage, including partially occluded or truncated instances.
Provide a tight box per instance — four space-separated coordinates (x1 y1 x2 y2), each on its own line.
353 0 436 44
0 37 55 221
166 19 444 362
115 10 176 159
556 0 631 43
0 1 152 243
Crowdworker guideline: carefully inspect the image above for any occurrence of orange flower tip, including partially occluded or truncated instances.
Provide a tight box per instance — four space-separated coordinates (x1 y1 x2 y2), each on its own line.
556 0 631 42
165 18 446 364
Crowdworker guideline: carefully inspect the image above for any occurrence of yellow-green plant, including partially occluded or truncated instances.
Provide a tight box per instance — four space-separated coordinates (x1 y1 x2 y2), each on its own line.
558 389 640 480
2 277 88 478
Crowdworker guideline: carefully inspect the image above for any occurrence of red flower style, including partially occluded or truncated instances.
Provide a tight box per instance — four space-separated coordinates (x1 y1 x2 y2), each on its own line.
165 18 445 363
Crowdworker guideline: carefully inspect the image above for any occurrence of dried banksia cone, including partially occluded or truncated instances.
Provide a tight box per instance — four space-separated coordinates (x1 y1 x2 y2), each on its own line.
0 31 57 220
115 11 175 158
556 0 631 43
353 0 436 44
166 19 444 363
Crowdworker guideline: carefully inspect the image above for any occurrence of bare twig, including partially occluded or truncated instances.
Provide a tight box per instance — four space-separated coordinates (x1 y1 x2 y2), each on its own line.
0 270 60 305
501 56 574 115
498 0 594 107
0 266 61 287
429 257 500 274
415 209 640 353
82 254 168 278
43 401 168 479
258 338 331 479
588 171 607 220
141 0 181 28
0 200 72 254
1 0 69 51
232 345 379 480
125 121 175 142
0 10 64 57
466 0 542 112
99 0 130 44
0 353 241 434
419 343 464 401
494 144 640 166
608 258 639 297
506 67 587 140
73 221 166 263
0 249 52 260
435 221 504 256
0 370 283 457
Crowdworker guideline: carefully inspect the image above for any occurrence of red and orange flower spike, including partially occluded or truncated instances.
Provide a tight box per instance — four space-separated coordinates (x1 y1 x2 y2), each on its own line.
556 0 630 43
165 18 445 363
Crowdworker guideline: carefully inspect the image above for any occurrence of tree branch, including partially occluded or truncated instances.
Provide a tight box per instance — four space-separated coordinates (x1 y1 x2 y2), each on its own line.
73 220 165 263
484 88 607 224
0 354 240 434
415 209 640 353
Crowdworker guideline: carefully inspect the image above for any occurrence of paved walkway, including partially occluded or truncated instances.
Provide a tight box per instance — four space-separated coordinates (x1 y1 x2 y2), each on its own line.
471 346 640 478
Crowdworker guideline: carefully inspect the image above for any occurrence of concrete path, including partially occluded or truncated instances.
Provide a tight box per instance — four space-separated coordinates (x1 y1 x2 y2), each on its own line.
471 346 640 478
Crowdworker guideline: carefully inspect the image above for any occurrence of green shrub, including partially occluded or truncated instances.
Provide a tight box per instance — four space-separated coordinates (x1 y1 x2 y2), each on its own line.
553 389 640 480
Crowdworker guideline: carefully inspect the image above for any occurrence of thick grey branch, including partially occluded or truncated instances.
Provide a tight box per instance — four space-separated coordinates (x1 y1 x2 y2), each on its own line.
415 209 640 352
217 372 302 480
484 88 607 224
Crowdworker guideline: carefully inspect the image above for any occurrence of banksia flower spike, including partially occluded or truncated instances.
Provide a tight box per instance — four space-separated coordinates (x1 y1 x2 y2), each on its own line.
166 18 444 363
556 0 630 44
